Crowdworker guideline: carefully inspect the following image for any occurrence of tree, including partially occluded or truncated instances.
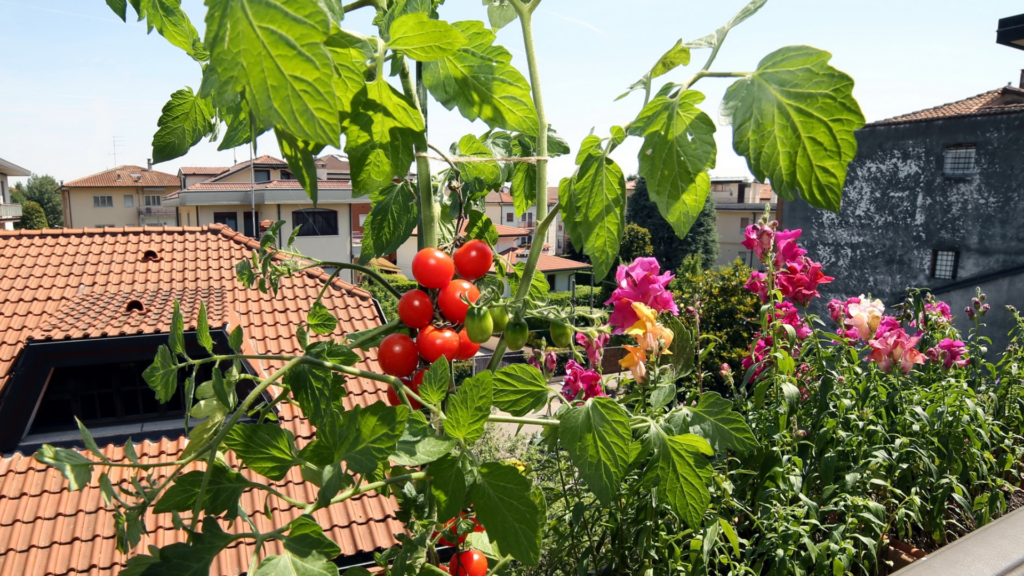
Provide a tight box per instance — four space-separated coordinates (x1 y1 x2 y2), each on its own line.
11 175 62 227
627 177 718 272
17 201 48 230
620 222 654 263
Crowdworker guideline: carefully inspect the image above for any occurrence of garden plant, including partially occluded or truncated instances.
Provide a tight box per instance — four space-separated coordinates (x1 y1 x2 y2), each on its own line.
46 1 1024 575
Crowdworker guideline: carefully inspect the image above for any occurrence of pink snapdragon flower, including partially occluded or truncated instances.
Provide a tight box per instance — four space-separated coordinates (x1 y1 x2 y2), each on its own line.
867 317 926 374
605 257 679 334
575 332 610 368
925 301 952 321
741 224 775 260
772 301 812 340
776 257 833 306
926 338 968 370
827 297 859 324
741 336 773 382
561 360 606 401
773 229 807 268
744 270 769 303
845 296 885 340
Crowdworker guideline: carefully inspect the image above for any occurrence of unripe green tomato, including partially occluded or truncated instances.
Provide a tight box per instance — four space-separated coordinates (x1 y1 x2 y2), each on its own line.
549 322 572 348
464 306 494 344
489 304 510 334
504 319 529 351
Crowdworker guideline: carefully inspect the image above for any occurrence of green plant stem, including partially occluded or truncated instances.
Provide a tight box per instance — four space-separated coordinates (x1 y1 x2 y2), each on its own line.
487 414 559 428
398 56 438 250
188 356 304 530
319 471 428 511
273 250 404 299
680 70 751 91
487 555 514 575
342 0 381 13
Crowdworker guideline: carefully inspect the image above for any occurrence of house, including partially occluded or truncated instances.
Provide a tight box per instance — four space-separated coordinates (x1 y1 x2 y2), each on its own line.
0 225 402 575
59 162 181 228
483 188 567 255
0 157 31 230
167 155 370 284
710 177 777 267
779 82 1024 349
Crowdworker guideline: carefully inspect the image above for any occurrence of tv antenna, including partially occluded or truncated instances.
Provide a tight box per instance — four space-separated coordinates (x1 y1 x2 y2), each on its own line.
110 136 125 167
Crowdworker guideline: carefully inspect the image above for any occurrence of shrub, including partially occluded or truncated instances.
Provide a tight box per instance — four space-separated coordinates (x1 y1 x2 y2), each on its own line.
619 222 654 263
361 272 418 322
626 177 718 271
16 201 48 230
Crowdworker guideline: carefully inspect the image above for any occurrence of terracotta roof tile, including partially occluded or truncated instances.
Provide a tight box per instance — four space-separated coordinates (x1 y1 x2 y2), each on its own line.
208 156 289 182
317 154 351 172
183 180 354 192
0 224 399 576
870 86 1024 127
62 166 179 188
178 166 229 175
499 249 590 273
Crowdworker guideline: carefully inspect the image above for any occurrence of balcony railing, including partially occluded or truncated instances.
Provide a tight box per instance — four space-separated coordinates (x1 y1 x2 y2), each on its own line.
0 203 22 221
516 220 536 230
138 206 176 216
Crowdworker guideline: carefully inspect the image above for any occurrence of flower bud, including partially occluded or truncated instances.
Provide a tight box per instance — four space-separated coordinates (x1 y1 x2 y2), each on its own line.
1007 305 1019 314
966 306 976 320
979 293 987 302
972 297 981 309
685 306 697 317
796 430 807 438
980 303 991 316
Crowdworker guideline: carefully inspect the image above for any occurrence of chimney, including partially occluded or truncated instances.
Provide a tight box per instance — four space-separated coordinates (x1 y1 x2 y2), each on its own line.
147 158 153 171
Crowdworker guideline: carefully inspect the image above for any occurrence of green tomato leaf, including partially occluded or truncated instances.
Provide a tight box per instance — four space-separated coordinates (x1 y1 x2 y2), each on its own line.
152 87 215 164
492 364 549 417
201 0 339 145
570 135 626 280
472 462 542 565
651 39 691 78
169 300 185 356
423 21 537 135
721 45 864 212
181 412 225 460
143 345 178 403
446 372 493 443
388 13 468 61
135 0 203 60
419 357 451 407
345 80 425 197
391 411 458 466
253 550 338 576
464 210 499 247
154 461 249 520
129 517 234 576
75 417 108 463
196 302 213 354
276 129 325 206
229 325 243 352
629 91 716 239
648 433 713 529
429 454 467 522
683 392 759 454
359 181 419 264
224 423 299 481
34 445 94 491
485 0 518 30
106 0 128 21
558 177 583 250
332 403 409 474
283 515 342 560
307 301 339 335
456 134 503 193
558 397 631 506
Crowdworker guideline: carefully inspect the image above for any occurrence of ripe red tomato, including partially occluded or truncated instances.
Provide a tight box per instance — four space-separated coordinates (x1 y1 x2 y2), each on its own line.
378 333 418 377
455 328 481 360
449 550 488 576
412 248 455 289
438 280 480 324
417 325 460 363
454 239 493 280
397 289 434 329
386 375 422 409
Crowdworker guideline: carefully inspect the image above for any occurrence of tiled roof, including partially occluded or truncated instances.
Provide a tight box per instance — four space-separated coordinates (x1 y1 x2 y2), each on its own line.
499 249 590 273
0 225 400 576
209 156 289 182
62 166 180 188
318 154 351 172
183 180 353 192
179 166 228 175
870 86 1024 127
484 190 559 205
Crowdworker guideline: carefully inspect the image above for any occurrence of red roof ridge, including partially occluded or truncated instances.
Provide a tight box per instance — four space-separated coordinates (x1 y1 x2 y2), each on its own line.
869 86 1024 127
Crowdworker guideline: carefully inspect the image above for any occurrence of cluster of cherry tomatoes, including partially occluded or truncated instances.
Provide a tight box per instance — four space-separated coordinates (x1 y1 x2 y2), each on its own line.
378 240 523 405
434 512 488 575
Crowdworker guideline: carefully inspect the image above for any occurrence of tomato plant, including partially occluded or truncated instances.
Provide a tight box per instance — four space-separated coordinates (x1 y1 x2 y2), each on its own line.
504 319 530 351
455 328 481 360
413 248 455 289
453 239 493 281
549 322 573 348
438 280 480 324
397 289 434 329
377 333 418 377
449 550 488 576
489 305 510 334
386 374 422 410
417 325 460 363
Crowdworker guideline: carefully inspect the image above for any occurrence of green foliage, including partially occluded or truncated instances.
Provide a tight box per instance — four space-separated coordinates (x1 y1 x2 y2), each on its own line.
619 222 654 263
152 87 215 163
627 177 718 272
360 273 418 322
671 259 760 391
558 397 632 506
12 174 62 227
16 200 48 230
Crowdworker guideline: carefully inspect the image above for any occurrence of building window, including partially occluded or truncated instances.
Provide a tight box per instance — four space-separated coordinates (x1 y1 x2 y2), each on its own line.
506 212 513 222
145 195 162 207
214 211 239 231
243 211 260 238
281 170 294 180
740 217 750 232
254 169 271 182
326 172 349 181
93 195 113 208
546 274 556 288
943 145 976 176
293 208 338 236
930 249 959 280
124 195 134 208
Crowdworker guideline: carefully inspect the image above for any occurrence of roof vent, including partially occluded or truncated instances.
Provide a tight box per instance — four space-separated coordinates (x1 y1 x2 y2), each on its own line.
125 300 145 313
141 249 160 262
131 173 142 182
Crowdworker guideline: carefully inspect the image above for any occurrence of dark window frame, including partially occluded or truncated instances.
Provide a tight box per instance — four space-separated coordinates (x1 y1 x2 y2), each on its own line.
943 144 977 177
930 249 960 280
214 211 239 231
243 211 260 238
253 169 271 183
293 208 339 237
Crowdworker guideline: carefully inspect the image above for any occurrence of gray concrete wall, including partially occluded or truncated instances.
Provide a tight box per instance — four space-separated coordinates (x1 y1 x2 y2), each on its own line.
781 112 1024 352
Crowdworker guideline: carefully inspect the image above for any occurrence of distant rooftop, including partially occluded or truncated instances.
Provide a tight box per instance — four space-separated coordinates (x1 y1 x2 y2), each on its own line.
869 86 1024 127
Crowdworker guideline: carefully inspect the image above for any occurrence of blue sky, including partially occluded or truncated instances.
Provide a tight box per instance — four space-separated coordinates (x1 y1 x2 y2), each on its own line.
1 0 1022 186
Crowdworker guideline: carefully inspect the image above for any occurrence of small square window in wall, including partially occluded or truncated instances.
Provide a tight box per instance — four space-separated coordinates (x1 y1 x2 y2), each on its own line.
93 195 113 208
943 145 976 176
124 195 134 208
931 249 959 280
